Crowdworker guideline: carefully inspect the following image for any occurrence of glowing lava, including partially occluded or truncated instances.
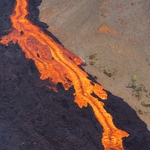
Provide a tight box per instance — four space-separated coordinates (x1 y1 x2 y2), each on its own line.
0 0 129 149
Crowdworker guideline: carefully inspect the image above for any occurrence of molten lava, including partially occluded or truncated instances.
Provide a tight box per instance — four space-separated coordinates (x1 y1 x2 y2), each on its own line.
0 0 129 149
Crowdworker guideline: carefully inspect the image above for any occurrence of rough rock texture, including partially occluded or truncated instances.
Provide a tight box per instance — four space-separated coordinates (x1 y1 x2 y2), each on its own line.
0 0 150 150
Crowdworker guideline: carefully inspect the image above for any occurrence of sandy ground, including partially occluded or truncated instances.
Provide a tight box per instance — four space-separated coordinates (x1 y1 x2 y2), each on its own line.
38 0 150 130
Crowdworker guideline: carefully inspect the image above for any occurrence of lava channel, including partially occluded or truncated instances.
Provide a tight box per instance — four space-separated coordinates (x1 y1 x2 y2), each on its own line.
0 0 129 149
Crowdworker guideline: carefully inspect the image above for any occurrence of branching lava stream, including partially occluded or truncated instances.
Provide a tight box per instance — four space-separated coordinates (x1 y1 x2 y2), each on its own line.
0 0 129 149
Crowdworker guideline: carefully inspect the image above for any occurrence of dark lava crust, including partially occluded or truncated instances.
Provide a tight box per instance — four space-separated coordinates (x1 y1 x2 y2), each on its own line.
0 0 150 150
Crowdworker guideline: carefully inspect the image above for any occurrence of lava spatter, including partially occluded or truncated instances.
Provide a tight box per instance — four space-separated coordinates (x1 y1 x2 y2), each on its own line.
0 0 129 149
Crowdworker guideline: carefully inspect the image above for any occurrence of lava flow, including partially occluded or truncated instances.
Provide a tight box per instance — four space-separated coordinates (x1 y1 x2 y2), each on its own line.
0 0 129 149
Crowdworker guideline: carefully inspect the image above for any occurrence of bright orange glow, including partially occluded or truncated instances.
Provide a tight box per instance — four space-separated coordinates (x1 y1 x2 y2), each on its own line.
0 0 129 149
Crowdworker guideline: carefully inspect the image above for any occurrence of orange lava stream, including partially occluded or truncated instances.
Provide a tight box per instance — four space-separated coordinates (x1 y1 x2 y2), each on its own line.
0 0 129 149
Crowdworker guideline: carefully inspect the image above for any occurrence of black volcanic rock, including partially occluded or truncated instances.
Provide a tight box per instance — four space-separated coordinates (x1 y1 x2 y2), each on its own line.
0 42 104 150
0 0 15 37
0 0 150 150
104 93 150 150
